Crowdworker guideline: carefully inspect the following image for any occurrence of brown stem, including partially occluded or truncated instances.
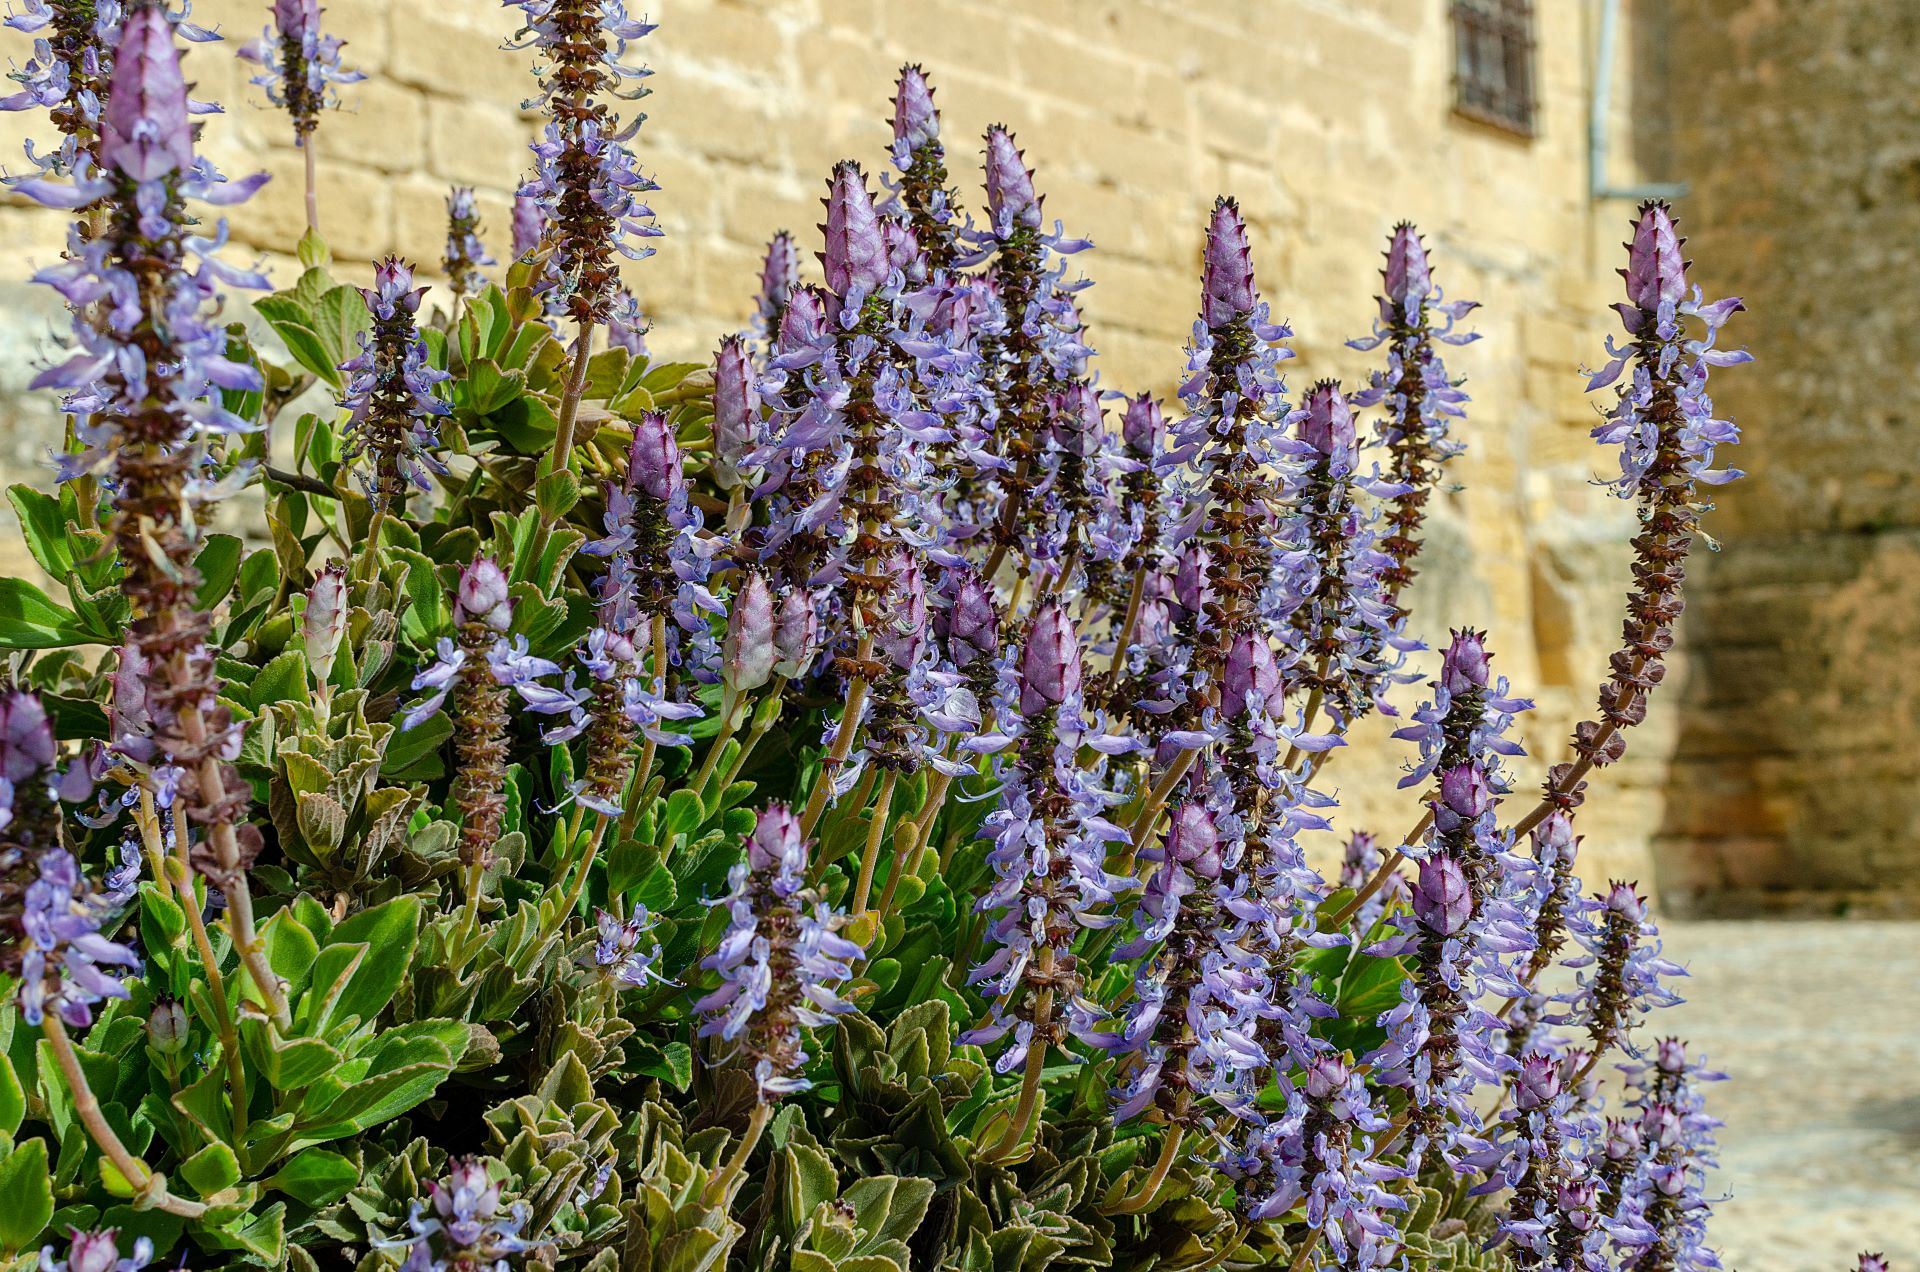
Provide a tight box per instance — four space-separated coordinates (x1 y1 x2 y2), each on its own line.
550 318 598 475
1507 655 1649 841
798 639 874 838
164 833 248 1146
1099 564 1150 704
43 1017 208 1218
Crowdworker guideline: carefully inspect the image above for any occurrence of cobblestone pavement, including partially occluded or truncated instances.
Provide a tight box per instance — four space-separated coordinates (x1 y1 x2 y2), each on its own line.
1657 921 1920 1271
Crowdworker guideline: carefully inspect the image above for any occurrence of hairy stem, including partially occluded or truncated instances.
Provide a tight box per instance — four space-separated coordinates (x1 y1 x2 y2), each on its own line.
43 1016 208 1218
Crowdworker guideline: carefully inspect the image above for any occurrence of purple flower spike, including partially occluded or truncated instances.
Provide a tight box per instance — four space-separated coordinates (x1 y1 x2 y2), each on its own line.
100 3 193 182
511 191 546 259
1019 603 1082 716
721 573 776 698
1440 628 1491 696
1623 201 1687 312
1200 196 1256 329
983 125 1041 230
820 160 888 305
712 336 757 482
939 568 1000 669
1166 801 1221 880
1413 854 1472 936
1383 221 1432 319
772 590 820 680
892 63 939 151
628 412 683 503
1299 379 1357 462
875 553 929 672
1121 393 1164 460
748 802 807 874
1223 631 1283 720
303 563 350 682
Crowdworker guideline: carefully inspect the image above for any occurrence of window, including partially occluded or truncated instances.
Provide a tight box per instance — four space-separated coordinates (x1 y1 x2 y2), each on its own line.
1452 0 1536 136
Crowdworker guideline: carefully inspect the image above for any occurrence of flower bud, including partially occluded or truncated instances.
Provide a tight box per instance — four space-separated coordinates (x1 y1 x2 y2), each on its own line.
1172 542 1211 616
1655 1036 1688 1074
511 191 547 259
1018 603 1082 716
939 568 999 668
776 286 830 353
1223 632 1283 719
1558 1181 1601 1231
628 412 683 503
147 996 189 1055
273 0 319 38
100 3 193 182
874 553 928 671
712 336 757 480
1051 384 1103 459
1437 763 1494 819
1514 1052 1562 1109
63 1231 139 1272
883 219 920 275
1605 1116 1641 1163
1603 880 1646 920
773 589 820 680
1304 1053 1350 1100
759 231 800 314
722 572 777 696
983 126 1041 229
1440 629 1491 696
1383 221 1432 317
301 562 350 682
1201 196 1255 329
1531 809 1578 866
820 160 888 302
1412 854 1472 936
453 557 511 632
893 64 940 151
1622 201 1686 312
436 1159 503 1224
1299 379 1357 464
362 255 427 321
0 691 56 784
1121 393 1163 459
748 802 807 874
1166 802 1221 880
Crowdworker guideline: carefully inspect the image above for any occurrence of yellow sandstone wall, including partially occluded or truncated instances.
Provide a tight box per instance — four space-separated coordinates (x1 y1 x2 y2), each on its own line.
0 0 1679 889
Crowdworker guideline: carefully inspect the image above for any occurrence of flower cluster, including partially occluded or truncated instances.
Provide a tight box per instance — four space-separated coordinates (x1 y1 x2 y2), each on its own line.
341 257 453 511
386 1159 535 1271
444 186 495 297
239 0 363 141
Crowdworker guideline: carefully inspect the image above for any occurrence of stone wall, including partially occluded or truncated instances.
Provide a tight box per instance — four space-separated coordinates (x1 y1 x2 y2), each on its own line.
1657 0 1920 914
0 1 1682 889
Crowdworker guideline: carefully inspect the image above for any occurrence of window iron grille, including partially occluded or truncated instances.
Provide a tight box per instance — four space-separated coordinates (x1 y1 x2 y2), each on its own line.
1452 0 1536 137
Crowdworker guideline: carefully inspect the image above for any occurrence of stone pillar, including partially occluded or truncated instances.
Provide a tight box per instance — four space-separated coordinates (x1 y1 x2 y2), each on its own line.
1657 0 1920 914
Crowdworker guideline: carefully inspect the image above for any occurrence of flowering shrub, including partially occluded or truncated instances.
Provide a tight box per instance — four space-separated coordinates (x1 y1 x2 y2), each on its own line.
0 2 1774 1270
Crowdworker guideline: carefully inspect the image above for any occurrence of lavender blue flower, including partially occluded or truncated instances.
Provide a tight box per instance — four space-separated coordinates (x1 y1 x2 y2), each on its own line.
694 805 863 1098
444 186 495 296
16 849 140 1028
385 1159 534 1272
583 905 666 989
340 257 452 511
238 0 364 141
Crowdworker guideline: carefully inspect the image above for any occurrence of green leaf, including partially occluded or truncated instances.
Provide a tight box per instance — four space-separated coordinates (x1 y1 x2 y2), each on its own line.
179 1141 242 1196
311 285 373 379
394 549 449 644
297 227 332 271
533 467 580 520
260 908 320 998
8 485 74 577
0 578 89 649
382 710 450 783
1335 951 1408 1019
0 1054 23 1137
193 534 245 609
267 1148 356 1207
248 650 308 711
266 318 339 387
0 1138 52 1253
317 897 420 1032
633 1039 693 1092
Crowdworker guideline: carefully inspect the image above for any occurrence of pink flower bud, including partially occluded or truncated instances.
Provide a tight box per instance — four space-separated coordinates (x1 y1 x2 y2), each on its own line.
1440 629 1490 696
892 64 939 151
273 0 320 38
874 553 929 671
1172 543 1211 616
1018 603 1082 716
1223 632 1283 719
712 336 757 476
773 589 820 680
1200 196 1256 328
1514 1052 1562 1109
820 160 888 302
748 802 807 873
939 568 999 668
883 218 920 275
1559 1181 1601 1230
722 572 777 696
1413 854 1472 935
1167 802 1221 880
147 996 189 1054
511 192 546 259
1603 880 1646 919
302 562 350 681
983 126 1041 229
1438 764 1494 819
777 285 830 352
627 412 682 503
362 255 427 319
65 1232 131 1272
1304 1053 1350 1100
1622 201 1686 313
1121 393 1164 459
1383 221 1432 317
101 3 194 181
1299 380 1356 463
453 557 511 632
0 691 55 784
1531 809 1578 864
759 231 800 311
1050 384 1103 459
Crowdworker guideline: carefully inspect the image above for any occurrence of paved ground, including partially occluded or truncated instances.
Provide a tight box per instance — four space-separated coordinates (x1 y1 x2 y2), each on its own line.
1655 921 1920 1271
